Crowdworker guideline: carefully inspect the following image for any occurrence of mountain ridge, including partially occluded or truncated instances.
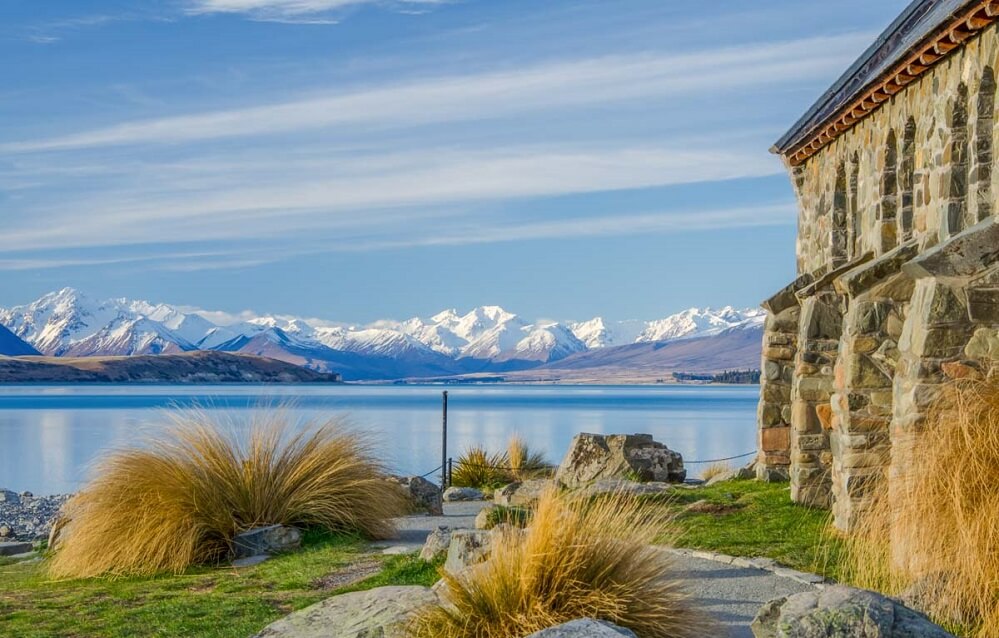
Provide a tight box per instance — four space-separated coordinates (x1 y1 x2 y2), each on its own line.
0 289 764 381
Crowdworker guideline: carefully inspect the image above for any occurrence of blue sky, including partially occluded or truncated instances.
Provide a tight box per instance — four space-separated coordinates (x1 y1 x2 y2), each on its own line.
0 0 909 323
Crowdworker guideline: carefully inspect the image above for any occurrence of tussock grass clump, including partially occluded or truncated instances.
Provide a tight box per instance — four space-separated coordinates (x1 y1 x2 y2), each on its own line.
699 462 730 482
844 374 999 636
451 445 510 489
452 437 552 488
49 411 407 579
413 487 708 638
507 435 551 481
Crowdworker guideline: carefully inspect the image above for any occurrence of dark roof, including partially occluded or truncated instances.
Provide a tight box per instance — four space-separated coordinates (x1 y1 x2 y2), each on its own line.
773 0 980 155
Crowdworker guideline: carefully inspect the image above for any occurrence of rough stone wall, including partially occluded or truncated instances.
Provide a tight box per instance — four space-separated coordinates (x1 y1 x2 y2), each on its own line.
758 24 999 528
789 293 841 508
756 306 798 482
792 24 999 274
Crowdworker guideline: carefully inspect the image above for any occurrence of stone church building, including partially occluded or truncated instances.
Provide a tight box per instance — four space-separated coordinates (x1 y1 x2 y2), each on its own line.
757 0 999 532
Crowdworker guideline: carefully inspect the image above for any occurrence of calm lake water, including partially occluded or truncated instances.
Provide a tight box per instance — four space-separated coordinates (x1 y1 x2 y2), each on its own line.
0 384 759 494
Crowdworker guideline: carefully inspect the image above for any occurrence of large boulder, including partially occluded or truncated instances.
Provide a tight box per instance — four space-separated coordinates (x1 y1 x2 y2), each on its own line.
395 476 443 516
253 585 438 638
494 479 555 507
523 619 638 637
442 486 484 502
751 585 956 638
443 529 493 575
419 525 452 562
555 434 685 489
574 478 674 499
233 525 301 559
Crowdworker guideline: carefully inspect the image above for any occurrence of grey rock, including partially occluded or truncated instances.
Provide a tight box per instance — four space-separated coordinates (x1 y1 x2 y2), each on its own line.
0 490 21 506
751 585 956 638
474 505 497 529
232 554 271 568
523 619 638 637
0 541 33 556
442 486 484 502
574 478 673 498
706 466 756 486
443 529 493 575
494 479 554 507
555 433 685 489
233 524 301 559
419 525 452 562
253 585 438 638
395 476 443 516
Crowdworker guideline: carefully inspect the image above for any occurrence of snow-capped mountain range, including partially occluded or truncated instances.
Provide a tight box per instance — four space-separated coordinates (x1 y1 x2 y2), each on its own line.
0 288 764 380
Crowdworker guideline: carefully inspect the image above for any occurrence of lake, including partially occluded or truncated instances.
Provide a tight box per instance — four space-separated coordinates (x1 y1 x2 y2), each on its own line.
0 384 760 494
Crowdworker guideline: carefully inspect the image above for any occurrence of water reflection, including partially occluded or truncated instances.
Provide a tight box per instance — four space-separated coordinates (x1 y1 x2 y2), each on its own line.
0 384 759 493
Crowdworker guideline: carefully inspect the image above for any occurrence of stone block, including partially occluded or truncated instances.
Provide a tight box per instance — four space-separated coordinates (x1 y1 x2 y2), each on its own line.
760 403 783 427
796 434 828 451
233 525 301 559
814 403 834 430
760 427 791 454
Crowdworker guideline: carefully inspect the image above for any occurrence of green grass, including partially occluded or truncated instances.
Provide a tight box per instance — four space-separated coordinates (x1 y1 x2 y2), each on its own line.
662 479 843 578
0 530 440 638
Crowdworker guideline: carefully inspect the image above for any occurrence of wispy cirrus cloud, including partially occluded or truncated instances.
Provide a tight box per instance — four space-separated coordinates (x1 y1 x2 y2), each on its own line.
184 0 448 22
1 32 871 153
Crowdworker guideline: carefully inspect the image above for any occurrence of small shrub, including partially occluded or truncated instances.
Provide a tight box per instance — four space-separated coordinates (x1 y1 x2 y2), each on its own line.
483 505 532 529
452 437 552 489
700 462 730 482
48 411 407 579
507 435 552 481
450 446 509 488
843 374 999 636
413 487 709 638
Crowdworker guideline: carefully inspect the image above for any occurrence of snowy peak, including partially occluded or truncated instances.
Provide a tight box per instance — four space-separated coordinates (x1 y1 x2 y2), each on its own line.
0 290 764 378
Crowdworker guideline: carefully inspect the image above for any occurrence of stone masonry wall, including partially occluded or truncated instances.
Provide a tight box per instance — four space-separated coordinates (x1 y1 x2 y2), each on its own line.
759 23 999 529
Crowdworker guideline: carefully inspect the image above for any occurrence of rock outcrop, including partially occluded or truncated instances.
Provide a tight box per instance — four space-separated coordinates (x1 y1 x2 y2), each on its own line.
233 525 301 559
751 585 955 638
419 525 451 562
395 476 443 516
555 433 685 488
252 585 437 638
442 486 484 502
493 479 554 507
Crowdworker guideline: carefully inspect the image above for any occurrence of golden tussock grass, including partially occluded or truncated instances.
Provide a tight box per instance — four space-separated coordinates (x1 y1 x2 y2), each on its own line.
699 462 730 482
844 374 999 636
452 436 552 489
48 410 407 579
412 487 709 638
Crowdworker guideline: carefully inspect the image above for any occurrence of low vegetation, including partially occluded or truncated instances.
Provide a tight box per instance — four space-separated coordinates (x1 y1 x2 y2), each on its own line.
698 462 730 483
49 411 407 578
0 531 439 638
843 375 999 637
413 487 709 638
451 436 551 489
664 480 842 577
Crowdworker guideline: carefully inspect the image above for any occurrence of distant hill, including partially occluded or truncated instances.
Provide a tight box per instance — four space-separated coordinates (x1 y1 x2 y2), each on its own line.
0 288 765 382
0 325 39 356
480 324 764 384
0 351 341 384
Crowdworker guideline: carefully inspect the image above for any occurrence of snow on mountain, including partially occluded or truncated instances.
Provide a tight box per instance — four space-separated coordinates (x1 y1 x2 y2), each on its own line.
569 317 645 349
635 306 764 343
0 289 764 378
501 322 588 363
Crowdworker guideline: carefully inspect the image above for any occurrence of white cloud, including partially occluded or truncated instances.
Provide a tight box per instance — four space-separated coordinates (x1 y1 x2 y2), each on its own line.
185 0 446 20
1 32 870 153
0 143 784 253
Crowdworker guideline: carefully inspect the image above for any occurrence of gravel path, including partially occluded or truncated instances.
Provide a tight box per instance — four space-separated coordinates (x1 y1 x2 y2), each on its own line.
381 501 815 637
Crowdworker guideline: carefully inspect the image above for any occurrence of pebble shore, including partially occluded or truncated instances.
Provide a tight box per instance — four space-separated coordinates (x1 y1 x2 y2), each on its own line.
0 489 70 542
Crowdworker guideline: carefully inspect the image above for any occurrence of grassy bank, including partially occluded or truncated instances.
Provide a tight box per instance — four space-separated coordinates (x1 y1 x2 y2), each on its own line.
665 479 842 579
0 530 438 638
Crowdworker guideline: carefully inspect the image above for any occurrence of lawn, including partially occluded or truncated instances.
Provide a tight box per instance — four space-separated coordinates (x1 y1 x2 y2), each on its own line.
664 479 843 579
0 529 439 638
0 480 842 638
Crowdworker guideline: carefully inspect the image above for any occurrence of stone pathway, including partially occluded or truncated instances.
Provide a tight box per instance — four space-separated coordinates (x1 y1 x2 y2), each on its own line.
377 502 816 638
